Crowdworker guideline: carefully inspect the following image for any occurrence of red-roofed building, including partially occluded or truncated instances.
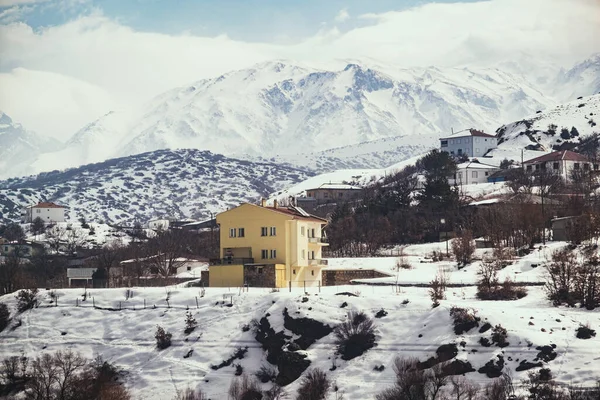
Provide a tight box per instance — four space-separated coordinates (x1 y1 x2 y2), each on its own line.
439 128 497 158
522 150 597 182
21 202 67 223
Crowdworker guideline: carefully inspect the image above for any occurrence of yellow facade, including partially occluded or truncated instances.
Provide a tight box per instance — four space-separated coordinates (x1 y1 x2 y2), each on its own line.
211 203 328 288
208 264 244 287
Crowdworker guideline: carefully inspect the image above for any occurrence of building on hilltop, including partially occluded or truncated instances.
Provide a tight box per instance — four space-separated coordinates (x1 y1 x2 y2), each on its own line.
297 182 362 209
522 150 597 182
439 129 497 158
210 199 328 288
21 202 67 223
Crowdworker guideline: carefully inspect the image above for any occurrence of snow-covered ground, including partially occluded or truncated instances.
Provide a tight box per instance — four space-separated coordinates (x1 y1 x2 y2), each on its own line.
1 241 599 399
23 221 133 249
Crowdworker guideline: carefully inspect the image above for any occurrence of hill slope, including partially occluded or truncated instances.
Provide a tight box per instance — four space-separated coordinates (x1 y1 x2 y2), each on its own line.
0 149 312 224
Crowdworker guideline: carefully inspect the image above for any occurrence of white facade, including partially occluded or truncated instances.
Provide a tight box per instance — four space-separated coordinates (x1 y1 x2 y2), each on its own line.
523 150 596 183
449 161 500 186
22 202 66 223
148 219 170 230
440 129 497 157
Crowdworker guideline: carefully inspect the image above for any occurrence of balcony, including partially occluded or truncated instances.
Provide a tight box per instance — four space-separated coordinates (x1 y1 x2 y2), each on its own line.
210 257 254 266
308 259 328 266
308 237 329 245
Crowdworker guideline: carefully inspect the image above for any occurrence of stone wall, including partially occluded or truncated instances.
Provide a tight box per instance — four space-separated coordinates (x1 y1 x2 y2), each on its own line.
244 264 276 287
322 269 391 286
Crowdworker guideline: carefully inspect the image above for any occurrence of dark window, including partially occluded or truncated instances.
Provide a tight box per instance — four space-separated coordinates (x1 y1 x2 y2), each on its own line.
584 163 590 170
238 228 245 237
553 162 559 170
311 270 315 276
270 249 277 259
574 163 580 170
594 164 599 170
526 165 532 171
535 164 540 170
540 163 546 170
261 227 268 236
257 267 263 274
229 228 236 238
293 269 296 275
270 227 276 236
440 140 448 147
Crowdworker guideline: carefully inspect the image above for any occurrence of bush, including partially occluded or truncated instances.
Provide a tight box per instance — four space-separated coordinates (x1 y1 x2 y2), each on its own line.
296 368 330 400
429 272 447 307
0 303 9 332
477 260 527 300
155 325 172 350
334 311 376 360
256 364 277 383
228 374 262 400
376 357 448 400
449 307 480 334
184 311 197 334
491 325 509 348
576 324 596 339
15 289 38 313
452 230 475 267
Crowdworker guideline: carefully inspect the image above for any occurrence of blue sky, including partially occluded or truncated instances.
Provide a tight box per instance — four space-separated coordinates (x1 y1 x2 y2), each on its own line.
3 0 483 41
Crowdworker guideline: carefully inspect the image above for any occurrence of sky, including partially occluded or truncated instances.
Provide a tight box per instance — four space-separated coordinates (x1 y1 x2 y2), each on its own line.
0 0 599 141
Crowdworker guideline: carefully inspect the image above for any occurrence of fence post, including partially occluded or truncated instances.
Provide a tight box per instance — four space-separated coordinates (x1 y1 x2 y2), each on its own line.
119 302 121 311
144 299 146 309
195 297 199 309
76 298 78 307
304 280 306 292
92 297 95 308
289 280 291 293
318 280 321 293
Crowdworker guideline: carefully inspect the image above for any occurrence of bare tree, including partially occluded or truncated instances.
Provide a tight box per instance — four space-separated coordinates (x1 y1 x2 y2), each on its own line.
45 226 67 253
91 241 124 287
452 230 475 267
145 230 190 279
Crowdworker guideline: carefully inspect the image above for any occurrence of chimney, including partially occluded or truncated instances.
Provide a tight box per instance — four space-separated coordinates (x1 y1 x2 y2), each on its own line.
273 199 278 209
261 198 266 207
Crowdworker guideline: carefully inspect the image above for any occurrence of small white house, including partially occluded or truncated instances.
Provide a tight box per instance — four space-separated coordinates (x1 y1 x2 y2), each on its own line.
147 219 170 230
449 160 500 186
522 150 596 182
22 202 67 223
440 129 497 158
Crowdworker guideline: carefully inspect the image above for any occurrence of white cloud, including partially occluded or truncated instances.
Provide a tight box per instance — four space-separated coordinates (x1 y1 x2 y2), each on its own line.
0 0 598 141
334 8 350 23
0 0 46 6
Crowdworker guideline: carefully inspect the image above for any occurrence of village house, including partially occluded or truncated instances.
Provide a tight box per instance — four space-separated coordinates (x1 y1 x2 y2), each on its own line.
449 159 500 186
302 183 362 205
439 129 497 158
210 200 328 288
522 150 597 182
0 241 44 258
21 202 67 223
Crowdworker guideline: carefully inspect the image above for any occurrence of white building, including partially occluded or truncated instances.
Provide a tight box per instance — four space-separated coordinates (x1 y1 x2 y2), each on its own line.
440 129 497 158
522 150 597 182
147 219 170 230
22 202 67 223
449 160 500 186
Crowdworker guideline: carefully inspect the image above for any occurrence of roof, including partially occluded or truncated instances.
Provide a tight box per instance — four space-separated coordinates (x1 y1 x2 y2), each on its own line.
263 206 328 222
440 128 496 140
456 160 500 170
523 150 590 164
29 202 66 209
307 183 362 191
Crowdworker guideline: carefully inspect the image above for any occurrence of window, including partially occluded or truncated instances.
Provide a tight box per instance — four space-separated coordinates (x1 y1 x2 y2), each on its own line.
270 249 277 259
475 148 479 153
485 171 489 176
450 151 455 155
238 228 245 237
261 227 268 236
311 270 315 276
535 164 540 170
309 250 315 260
540 163 546 170
526 165 532 171
324 192 329 198
574 163 580 170
187 266 191 271
440 140 448 147
293 269 296 275
229 228 236 238
301 227 305 236
270 227 276 236
311 228 316 238
302 249 306 259
338 192 343 198
458 172 462 179
472 171 478 178
257 267 263 274
584 163 590 170
457 139 461 144
36 209 41 214
594 164 599 170
458 149 463 155
261 249 268 259
553 162 559 170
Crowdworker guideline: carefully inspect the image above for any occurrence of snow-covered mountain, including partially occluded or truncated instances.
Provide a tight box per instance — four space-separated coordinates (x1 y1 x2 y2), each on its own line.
10 55 600 179
0 111 61 178
493 93 600 156
0 149 313 224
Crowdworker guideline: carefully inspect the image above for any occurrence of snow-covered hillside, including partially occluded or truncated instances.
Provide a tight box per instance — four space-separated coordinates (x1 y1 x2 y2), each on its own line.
1 241 599 399
493 94 600 158
6 54 600 179
0 149 313 224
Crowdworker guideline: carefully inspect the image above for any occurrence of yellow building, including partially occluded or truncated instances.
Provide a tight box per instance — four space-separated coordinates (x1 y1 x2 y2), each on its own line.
209 201 328 288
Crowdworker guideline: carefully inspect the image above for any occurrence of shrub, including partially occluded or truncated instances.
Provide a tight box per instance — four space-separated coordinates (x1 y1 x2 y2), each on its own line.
452 230 475 267
184 311 198 334
228 373 262 400
296 368 330 400
376 357 447 400
449 307 480 334
491 325 509 348
576 324 596 339
155 325 172 350
334 311 376 360
0 303 9 332
256 364 277 383
16 289 38 313
429 271 447 307
264 384 285 400
477 260 527 300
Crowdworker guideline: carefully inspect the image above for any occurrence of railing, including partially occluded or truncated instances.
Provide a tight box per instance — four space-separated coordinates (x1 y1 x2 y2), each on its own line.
308 237 328 244
209 258 254 265
308 259 328 266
